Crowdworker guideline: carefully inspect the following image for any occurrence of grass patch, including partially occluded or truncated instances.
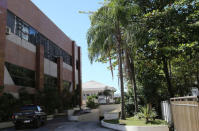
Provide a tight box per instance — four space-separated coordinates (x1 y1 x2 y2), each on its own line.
104 117 167 126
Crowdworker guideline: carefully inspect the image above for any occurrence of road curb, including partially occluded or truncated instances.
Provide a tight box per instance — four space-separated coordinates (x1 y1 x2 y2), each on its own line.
101 120 169 131
0 121 14 129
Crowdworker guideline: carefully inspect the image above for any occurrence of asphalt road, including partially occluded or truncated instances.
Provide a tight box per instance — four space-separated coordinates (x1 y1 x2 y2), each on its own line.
0 118 114 131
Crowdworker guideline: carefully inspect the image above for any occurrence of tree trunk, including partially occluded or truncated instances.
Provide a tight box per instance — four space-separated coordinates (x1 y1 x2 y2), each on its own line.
125 50 138 113
162 57 174 98
118 42 125 120
116 21 125 120
114 17 126 120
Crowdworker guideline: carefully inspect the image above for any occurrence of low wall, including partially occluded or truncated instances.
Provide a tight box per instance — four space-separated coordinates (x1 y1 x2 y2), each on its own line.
68 109 99 122
104 112 119 120
170 96 199 131
101 120 169 131
99 104 121 116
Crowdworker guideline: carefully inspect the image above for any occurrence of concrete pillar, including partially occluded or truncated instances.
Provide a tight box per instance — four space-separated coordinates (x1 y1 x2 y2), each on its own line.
72 41 76 92
36 45 44 91
0 0 7 88
57 57 63 93
78 47 82 107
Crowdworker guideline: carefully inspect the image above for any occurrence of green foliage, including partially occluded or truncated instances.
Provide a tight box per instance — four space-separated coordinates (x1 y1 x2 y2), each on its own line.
105 117 167 126
99 89 112 104
0 86 4 92
103 89 112 97
114 97 121 104
19 88 35 105
86 0 199 119
86 95 98 109
36 87 62 114
0 93 19 122
136 104 157 124
125 89 135 116
61 88 73 110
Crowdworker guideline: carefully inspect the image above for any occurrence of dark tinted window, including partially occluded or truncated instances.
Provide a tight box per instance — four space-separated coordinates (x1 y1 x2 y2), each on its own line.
5 62 35 88
28 27 37 45
7 11 15 33
44 75 57 88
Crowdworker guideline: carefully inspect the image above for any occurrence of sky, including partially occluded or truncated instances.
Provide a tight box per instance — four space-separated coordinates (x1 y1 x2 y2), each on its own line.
31 0 120 94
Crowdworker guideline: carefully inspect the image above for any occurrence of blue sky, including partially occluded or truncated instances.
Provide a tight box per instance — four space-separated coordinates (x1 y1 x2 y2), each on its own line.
31 0 120 94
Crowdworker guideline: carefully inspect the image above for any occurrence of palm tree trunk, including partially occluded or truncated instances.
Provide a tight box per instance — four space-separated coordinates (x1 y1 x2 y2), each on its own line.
125 50 138 113
118 42 125 120
116 25 126 120
129 57 138 113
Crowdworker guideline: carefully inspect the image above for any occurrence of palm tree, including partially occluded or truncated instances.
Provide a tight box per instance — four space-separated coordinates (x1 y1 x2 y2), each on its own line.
87 0 127 119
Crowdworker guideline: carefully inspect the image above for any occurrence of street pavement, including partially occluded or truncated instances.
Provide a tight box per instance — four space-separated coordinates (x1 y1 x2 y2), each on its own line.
0 118 114 131
55 121 114 131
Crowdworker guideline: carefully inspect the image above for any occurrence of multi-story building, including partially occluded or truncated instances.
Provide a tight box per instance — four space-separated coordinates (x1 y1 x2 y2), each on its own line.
0 0 82 106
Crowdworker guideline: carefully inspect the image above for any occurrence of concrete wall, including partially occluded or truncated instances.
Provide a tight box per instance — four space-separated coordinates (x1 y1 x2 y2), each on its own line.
75 70 78 84
99 104 121 116
4 66 14 85
44 58 57 77
5 38 36 71
63 62 72 72
6 34 36 53
101 120 169 131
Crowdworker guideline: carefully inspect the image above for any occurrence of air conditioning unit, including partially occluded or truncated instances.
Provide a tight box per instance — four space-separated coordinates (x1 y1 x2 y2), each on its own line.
6 26 11 35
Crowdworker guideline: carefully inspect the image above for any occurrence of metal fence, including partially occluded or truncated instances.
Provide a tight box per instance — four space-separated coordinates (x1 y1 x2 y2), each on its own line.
170 96 199 131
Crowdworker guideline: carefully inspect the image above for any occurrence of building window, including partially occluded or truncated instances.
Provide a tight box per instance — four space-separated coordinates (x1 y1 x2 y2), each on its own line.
22 24 29 41
5 62 35 88
7 10 73 66
15 17 29 41
7 11 15 33
44 75 57 88
28 27 38 45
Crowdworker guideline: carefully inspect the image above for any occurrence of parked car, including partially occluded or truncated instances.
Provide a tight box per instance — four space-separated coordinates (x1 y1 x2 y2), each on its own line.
12 105 47 129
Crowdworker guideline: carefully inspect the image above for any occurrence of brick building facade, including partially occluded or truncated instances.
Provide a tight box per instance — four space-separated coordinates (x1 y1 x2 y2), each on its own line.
0 0 82 106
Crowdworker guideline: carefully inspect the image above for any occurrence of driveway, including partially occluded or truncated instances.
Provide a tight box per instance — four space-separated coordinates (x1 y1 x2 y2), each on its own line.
55 121 114 131
1 118 114 131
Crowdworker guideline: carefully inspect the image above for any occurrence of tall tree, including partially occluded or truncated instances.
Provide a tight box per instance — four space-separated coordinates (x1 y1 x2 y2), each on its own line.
87 2 126 119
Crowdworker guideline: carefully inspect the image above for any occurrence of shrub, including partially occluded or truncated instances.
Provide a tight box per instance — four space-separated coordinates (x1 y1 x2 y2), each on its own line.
19 88 35 105
0 93 19 122
0 86 4 92
61 88 73 110
125 103 135 116
114 97 121 104
37 87 62 114
86 95 98 109
136 104 157 123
